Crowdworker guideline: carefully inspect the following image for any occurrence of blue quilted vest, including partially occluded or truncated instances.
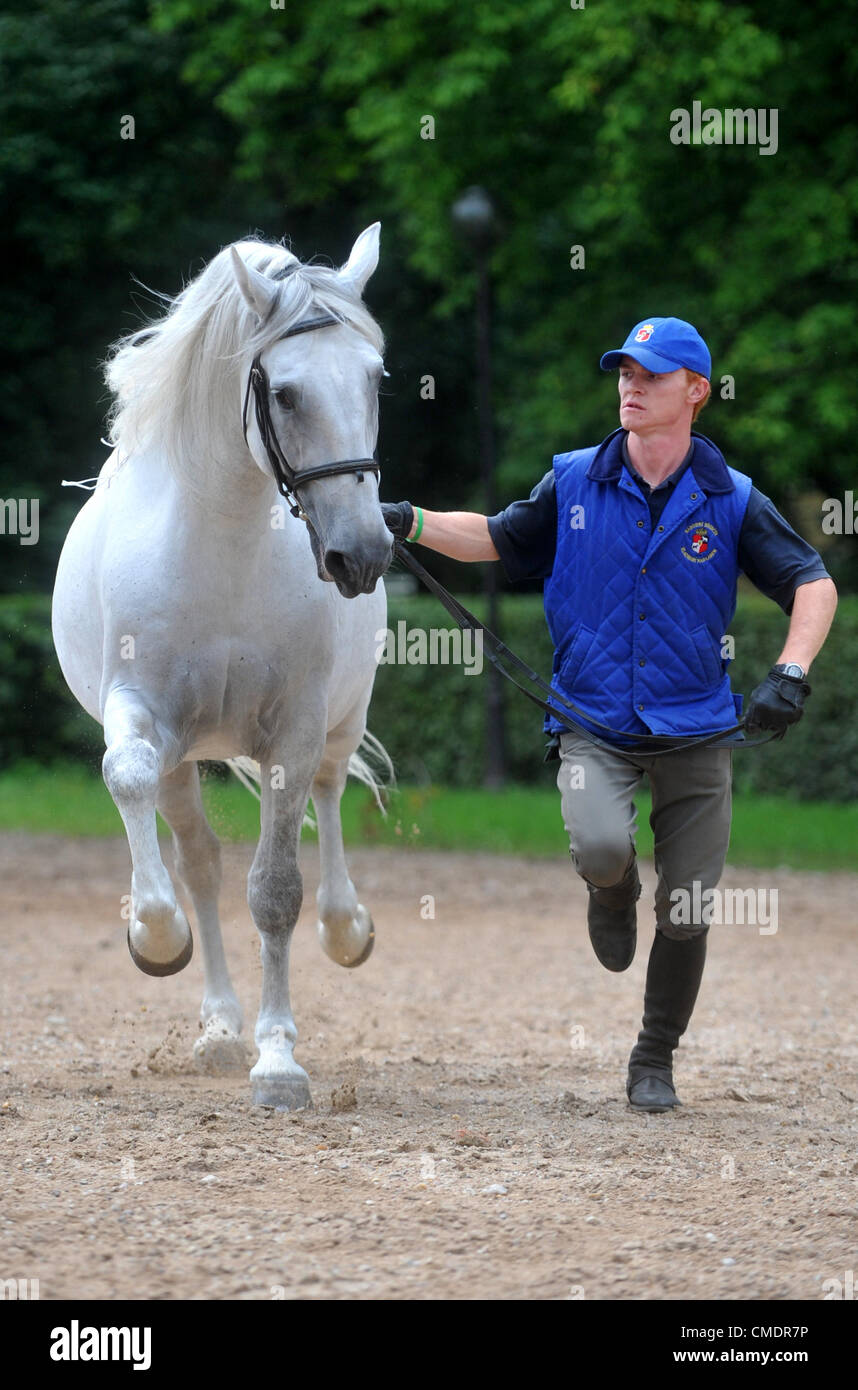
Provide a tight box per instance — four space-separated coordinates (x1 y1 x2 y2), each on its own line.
543 428 752 743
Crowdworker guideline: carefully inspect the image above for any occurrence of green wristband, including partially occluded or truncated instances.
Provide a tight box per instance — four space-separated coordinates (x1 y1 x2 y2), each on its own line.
407 504 424 544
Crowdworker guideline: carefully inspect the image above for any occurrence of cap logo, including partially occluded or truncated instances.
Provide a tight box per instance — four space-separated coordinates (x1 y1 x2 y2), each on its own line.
634 324 655 342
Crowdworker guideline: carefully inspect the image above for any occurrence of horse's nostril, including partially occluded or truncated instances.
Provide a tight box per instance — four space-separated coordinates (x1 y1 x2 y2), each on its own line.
325 541 389 594
324 550 350 582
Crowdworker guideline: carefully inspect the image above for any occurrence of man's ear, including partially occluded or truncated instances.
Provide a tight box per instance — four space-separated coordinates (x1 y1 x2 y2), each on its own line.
687 372 710 404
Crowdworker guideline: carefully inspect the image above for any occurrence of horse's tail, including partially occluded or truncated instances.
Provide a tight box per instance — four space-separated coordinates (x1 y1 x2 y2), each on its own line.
225 731 394 828
339 730 395 815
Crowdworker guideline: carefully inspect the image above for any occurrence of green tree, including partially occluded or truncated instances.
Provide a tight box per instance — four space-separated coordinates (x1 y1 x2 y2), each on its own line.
0 0 281 590
153 0 858 585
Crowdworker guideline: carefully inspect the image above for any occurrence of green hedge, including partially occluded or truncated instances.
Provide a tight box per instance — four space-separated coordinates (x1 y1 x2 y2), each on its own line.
1 587 854 801
0 595 103 769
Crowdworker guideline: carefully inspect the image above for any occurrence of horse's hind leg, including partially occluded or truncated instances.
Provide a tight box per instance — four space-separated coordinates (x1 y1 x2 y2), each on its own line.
102 692 192 976
312 753 374 968
156 761 246 1073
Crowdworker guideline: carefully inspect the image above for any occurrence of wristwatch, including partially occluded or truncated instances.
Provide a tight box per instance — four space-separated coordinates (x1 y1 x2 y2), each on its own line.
773 662 806 679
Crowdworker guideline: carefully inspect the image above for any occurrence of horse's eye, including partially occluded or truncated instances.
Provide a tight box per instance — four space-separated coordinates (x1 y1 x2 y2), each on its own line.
274 389 294 411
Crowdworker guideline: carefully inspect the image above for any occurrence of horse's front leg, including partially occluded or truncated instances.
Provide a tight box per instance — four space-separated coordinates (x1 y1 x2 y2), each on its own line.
102 690 192 976
247 732 323 1109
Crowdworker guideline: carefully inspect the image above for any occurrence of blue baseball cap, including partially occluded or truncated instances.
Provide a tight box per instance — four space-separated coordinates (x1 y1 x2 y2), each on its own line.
600 317 711 377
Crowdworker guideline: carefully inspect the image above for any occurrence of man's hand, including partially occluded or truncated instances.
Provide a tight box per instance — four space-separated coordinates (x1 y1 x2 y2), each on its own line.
744 667 812 735
380 501 414 541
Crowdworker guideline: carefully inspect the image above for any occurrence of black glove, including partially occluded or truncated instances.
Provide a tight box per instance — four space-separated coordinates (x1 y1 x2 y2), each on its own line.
380 501 414 541
543 734 561 763
744 666 811 735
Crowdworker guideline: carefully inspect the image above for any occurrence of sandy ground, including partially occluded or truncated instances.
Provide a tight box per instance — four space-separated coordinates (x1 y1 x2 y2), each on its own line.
0 831 856 1302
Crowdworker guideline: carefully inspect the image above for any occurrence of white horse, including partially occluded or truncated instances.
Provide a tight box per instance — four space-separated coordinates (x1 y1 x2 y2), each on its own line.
52 224 394 1109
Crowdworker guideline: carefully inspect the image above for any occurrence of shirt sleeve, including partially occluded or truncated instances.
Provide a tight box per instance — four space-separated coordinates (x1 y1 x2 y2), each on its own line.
738 487 831 614
486 469 558 582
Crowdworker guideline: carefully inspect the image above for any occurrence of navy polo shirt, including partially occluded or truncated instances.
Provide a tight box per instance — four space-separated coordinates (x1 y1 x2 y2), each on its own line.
486 434 830 614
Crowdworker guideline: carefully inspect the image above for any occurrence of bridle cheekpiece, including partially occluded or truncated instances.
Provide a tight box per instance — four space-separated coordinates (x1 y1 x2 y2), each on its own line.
241 272 379 519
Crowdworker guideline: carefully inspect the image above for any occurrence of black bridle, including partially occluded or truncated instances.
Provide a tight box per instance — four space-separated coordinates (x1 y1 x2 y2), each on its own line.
242 308 379 520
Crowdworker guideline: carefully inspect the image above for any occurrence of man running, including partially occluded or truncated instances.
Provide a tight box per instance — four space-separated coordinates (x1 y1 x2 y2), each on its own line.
382 317 837 1111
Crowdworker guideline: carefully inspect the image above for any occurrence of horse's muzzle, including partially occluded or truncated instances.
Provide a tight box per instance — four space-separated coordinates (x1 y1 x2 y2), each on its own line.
324 542 390 597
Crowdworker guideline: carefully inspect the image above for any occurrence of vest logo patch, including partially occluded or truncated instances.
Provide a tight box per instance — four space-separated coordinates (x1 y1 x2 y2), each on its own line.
681 520 719 563
634 324 655 342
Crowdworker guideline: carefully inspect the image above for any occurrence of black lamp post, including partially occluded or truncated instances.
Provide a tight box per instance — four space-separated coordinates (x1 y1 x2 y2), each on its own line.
451 186 506 788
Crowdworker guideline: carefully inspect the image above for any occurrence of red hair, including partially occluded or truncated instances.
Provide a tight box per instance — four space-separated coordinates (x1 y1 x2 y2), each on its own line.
686 370 711 423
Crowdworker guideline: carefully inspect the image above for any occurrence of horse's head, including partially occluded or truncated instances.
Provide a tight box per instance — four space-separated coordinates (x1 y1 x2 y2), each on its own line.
232 225 393 598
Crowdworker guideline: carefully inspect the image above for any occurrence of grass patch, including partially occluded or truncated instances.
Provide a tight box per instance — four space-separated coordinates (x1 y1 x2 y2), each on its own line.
0 762 854 873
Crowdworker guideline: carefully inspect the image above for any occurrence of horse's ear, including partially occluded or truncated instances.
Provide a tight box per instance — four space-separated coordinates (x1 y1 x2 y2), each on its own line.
230 247 279 321
338 222 380 295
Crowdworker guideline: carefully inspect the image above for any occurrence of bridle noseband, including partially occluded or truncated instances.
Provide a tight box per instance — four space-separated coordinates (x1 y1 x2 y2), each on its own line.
241 304 380 520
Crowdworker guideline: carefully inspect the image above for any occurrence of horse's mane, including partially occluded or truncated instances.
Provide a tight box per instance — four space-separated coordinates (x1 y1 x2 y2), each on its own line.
104 238 385 480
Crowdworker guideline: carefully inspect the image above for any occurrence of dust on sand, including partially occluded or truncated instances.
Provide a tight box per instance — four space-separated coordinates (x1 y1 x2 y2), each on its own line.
1 834 855 1300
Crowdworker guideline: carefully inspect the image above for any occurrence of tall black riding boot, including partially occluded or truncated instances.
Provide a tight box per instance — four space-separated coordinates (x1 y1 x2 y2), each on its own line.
627 928 708 1111
585 854 641 973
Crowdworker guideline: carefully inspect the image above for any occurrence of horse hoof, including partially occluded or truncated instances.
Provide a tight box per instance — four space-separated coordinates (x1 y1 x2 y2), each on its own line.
317 904 375 969
342 922 374 968
127 925 193 977
251 1076 313 1111
193 1024 248 1075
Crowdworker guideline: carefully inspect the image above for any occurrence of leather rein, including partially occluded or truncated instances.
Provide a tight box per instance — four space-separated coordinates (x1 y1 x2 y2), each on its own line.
238 270 777 761
393 539 782 760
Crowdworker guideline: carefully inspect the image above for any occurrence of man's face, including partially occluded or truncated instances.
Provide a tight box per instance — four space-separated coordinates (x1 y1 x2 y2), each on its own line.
617 356 700 433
